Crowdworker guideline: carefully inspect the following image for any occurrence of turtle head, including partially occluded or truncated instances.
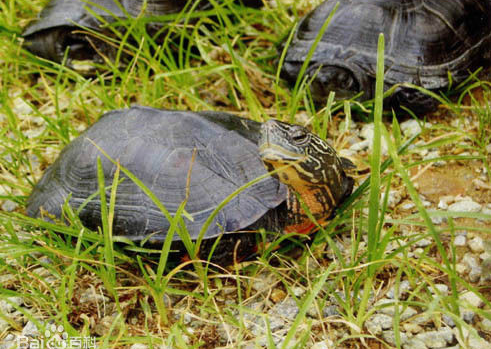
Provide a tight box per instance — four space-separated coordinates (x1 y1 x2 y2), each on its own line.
259 120 354 232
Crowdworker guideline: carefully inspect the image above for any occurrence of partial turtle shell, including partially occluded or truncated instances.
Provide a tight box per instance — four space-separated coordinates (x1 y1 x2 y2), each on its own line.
281 0 491 112
23 0 263 63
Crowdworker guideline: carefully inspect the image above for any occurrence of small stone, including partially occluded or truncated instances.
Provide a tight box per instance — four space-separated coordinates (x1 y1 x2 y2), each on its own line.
381 190 402 209
480 251 491 261
350 139 370 152
422 200 432 207
376 299 417 321
270 297 299 321
0 297 23 314
400 119 430 138
416 238 432 248
432 284 449 295
401 202 416 210
462 253 480 269
438 200 449 210
462 310 475 323
387 280 411 299
454 235 467 246
291 286 305 297
271 289 287 303
448 200 482 213
413 248 425 258
412 312 433 325
22 320 40 337
79 288 110 304
468 236 485 253
459 291 484 308
453 326 491 349
94 315 117 336
251 273 277 293
403 323 423 334
323 305 339 317
442 314 456 327
455 263 468 274
415 328 452 348
468 266 482 283
382 330 408 346
339 148 357 158
242 307 262 331
423 150 445 166
479 318 491 332
311 340 333 349
430 215 447 225
438 328 454 343
403 338 428 349
183 312 193 325
360 123 388 155
13 97 33 115
0 318 9 333
365 314 393 335
1 200 18 212
130 344 148 349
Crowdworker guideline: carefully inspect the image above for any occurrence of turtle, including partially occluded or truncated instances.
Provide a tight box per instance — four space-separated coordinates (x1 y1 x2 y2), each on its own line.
26 106 354 265
280 0 491 113
23 0 262 64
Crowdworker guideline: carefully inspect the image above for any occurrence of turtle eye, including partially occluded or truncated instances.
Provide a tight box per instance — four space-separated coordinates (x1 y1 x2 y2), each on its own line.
291 129 309 144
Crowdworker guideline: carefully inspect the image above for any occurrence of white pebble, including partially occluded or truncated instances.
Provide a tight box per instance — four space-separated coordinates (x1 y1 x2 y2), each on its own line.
381 190 402 209
459 291 484 308
130 344 148 349
454 235 467 246
448 199 482 213
400 119 430 138
401 202 416 210
468 236 485 253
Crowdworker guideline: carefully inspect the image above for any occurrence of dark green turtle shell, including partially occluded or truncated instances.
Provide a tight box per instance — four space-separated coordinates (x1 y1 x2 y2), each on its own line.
281 0 491 113
23 0 262 63
27 107 287 244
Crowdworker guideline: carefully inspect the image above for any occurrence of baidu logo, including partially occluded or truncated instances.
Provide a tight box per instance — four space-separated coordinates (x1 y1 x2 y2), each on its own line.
17 324 96 349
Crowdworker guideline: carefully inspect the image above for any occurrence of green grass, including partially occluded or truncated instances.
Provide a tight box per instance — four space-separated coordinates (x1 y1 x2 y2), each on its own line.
1 0 491 348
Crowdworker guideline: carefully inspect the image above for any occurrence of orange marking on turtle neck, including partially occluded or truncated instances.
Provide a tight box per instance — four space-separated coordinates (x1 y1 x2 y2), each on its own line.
285 221 317 234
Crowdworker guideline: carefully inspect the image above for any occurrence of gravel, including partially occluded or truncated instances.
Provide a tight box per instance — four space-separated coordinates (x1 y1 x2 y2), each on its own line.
130 344 149 349
375 299 418 320
400 119 432 138
387 280 411 299
381 190 402 209
22 320 40 338
382 330 409 346
459 291 484 308
414 328 453 348
365 314 393 335
454 235 467 246
359 123 389 155
454 327 491 349
431 284 449 295
403 338 428 349
480 318 491 332
468 236 485 253
311 340 334 349
1 199 18 212
448 199 482 213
